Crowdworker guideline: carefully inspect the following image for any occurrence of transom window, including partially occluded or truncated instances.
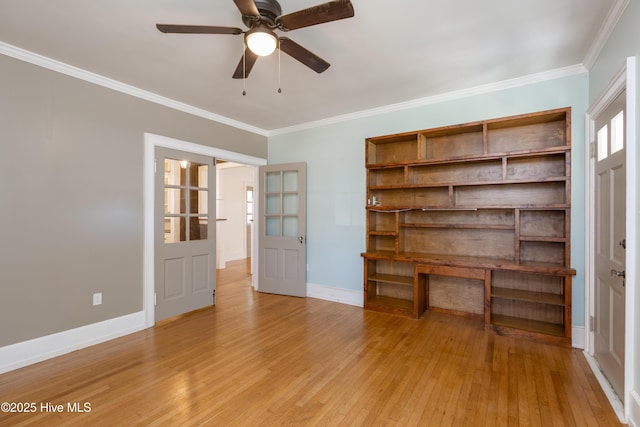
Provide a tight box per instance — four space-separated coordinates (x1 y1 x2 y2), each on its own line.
597 110 624 161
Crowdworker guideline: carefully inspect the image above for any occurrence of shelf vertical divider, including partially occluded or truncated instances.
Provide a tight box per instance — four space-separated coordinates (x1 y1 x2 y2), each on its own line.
395 210 401 255
418 133 427 161
483 123 489 155
484 269 492 325
415 263 427 318
514 208 521 264
564 276 572 339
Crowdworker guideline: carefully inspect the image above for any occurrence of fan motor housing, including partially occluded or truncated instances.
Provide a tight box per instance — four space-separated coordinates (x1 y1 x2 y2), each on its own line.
242 0 283 28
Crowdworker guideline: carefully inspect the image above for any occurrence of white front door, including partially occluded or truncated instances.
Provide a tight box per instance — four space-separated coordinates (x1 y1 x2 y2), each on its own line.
593 91 626 399
155 147 216 321
258 162 307 297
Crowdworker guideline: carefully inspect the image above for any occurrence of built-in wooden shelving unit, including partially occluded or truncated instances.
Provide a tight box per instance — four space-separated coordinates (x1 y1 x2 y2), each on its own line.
362 108 576 343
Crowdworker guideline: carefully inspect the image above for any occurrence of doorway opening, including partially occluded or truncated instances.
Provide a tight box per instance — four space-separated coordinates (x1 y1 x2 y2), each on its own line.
216 160 257 284
143 133 266 328
584 57 637 423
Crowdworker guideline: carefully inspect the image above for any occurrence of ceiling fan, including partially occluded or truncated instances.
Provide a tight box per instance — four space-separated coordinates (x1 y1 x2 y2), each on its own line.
156 0 355 79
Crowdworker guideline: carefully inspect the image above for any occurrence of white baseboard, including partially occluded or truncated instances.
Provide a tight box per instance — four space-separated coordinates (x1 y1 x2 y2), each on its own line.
223 251 246 264
572 325 585 349
629 389 640 427
0 311 146 374
307 283 363 307
583 351 627 423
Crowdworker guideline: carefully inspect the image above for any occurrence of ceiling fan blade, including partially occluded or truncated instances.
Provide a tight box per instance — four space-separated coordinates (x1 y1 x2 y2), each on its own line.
156 24 243 35
232 48 259 79
233 0 260 17
277 0 354 31
279 37 330 73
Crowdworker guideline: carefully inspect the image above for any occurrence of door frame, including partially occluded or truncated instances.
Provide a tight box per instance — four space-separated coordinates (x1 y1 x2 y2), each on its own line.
143 133 266 327
244 182 255 272
584 56 637 421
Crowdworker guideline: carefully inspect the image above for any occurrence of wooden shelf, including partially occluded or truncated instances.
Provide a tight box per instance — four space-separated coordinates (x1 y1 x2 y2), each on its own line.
491 287 565 306
491 314 565 337
367 204 571 211
368 176 567 190
363 251 575 276
363 108 574 342
366 146 572 168
519 236 566 242
368 274 413 286
369 230 397 236
366 295 413 312
402 223 514 230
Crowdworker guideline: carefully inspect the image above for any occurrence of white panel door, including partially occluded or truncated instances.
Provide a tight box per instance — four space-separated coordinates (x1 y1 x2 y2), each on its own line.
593 92 626 399
155 147 216 321
258 163 306 297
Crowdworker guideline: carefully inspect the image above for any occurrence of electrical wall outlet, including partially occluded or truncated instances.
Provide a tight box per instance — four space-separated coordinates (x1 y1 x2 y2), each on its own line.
93 292 102 306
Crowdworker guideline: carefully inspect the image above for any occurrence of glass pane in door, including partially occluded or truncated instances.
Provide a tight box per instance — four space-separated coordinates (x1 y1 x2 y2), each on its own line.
190 190 208 214
165 217 186 243
597 125 608 161
283 194 298 215
266 217 281 236
165 159 186 185
191 162 208 188
262 166 302 239
611 111 624 154
165 189 185 214
266 172 281 192
164 158 210 244
283 171 298 192
190 217 208 240
283 217 298 237
266 194 281 214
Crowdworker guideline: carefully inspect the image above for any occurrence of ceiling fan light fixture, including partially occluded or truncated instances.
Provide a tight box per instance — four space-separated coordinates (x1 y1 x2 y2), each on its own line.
245 26 277 56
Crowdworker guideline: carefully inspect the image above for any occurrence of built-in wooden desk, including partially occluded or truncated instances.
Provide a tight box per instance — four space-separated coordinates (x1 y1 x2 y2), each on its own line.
363 251 576 342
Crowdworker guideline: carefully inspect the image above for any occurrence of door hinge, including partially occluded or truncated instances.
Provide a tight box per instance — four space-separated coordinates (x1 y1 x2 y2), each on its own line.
154 158 157 173
589 142 596 159
154 292 157 306
589 315 595 332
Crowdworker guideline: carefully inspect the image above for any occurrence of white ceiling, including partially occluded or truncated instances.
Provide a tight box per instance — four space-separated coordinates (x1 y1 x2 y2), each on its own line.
0 0 620 132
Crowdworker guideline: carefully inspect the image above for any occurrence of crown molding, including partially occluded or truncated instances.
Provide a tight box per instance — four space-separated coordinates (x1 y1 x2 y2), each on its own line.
0 42 268 137
268 64 588 136
582 0 630 70
1 41 591 140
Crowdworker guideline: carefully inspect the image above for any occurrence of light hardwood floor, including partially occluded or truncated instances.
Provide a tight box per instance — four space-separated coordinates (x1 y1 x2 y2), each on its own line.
0 259 623 426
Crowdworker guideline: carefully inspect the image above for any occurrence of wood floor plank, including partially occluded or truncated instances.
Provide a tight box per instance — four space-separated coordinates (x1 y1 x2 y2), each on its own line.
0 259 623 426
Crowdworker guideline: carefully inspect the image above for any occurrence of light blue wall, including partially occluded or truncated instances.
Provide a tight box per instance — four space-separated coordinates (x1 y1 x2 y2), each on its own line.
269 73 589 326
589 1 640 104
589 0 640 403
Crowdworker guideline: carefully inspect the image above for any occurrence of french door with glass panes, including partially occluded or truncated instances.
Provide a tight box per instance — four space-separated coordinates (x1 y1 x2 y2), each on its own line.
258 163 306 297
155 147 216 321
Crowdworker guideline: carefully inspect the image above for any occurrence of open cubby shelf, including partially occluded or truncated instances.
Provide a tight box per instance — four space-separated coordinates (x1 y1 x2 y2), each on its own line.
365 295 414 315
362 108 576 343
491 287 565 306
491 315 566 337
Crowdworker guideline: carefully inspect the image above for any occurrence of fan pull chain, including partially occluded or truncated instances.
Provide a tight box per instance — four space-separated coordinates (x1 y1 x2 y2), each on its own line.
277 38 282 94
242 44 247 96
